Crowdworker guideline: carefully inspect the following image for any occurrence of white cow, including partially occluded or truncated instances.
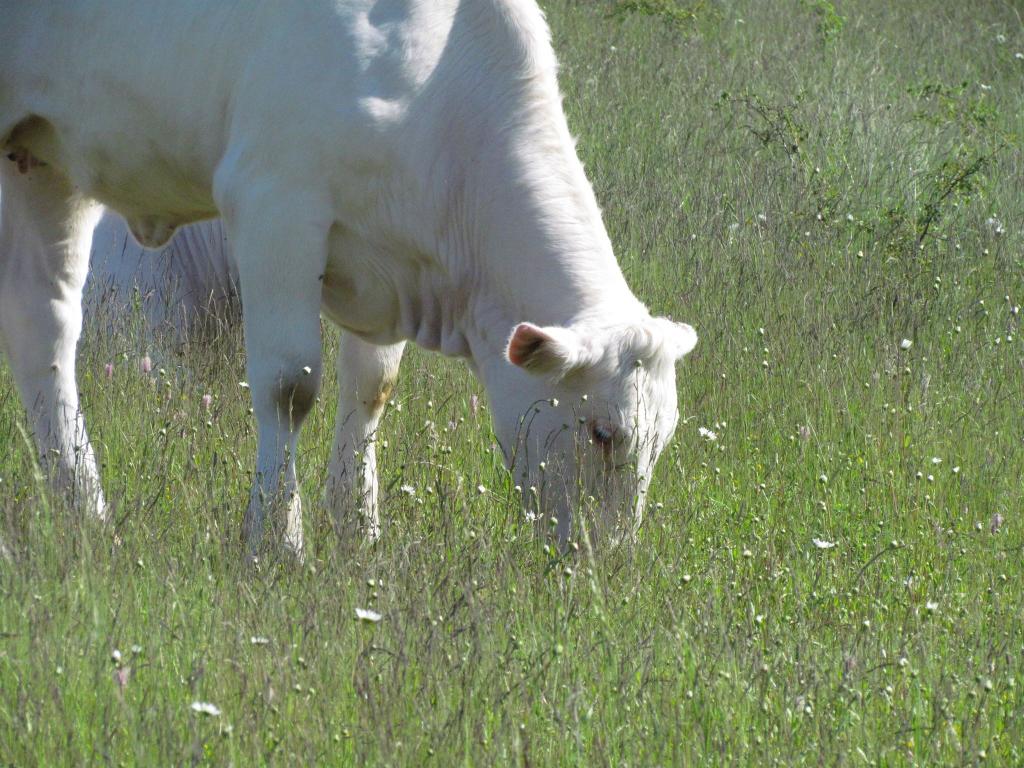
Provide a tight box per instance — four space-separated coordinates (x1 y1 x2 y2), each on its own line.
0 0 697 555
85 215 237 339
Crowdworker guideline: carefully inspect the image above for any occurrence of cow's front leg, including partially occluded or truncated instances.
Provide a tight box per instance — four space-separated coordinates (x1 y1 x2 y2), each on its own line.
0 160 106 518
326 332 405 541
219 182 330 559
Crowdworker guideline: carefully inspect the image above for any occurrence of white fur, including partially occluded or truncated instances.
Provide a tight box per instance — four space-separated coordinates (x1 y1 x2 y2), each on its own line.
0 0 696 553
85 215 238 338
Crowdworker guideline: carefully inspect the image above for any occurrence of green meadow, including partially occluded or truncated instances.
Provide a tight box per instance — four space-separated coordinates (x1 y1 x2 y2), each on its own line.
1 1 1022 764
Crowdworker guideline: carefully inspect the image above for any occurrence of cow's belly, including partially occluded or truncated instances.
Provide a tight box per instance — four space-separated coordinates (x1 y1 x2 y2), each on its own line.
75 147 216 247
7 104 219 248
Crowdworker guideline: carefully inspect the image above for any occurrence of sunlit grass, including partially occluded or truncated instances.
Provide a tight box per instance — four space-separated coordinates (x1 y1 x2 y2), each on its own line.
2 0 1022 764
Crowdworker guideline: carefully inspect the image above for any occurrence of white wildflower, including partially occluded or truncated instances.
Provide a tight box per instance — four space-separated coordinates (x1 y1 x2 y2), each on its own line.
812 538 837 549
355 608 382 623
190 701 222 717
986 216 1005 236
900 339 913 350
698 427 718 442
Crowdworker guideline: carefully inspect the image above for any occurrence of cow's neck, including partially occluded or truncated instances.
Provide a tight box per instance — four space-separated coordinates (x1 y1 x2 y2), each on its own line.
410 1 648 372
443 156 644 381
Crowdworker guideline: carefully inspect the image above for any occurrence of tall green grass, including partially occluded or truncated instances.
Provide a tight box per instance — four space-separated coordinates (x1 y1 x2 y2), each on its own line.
2 0 1022 763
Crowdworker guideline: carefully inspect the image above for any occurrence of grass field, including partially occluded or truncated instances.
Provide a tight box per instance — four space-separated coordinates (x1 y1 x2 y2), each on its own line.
2 0 1023 764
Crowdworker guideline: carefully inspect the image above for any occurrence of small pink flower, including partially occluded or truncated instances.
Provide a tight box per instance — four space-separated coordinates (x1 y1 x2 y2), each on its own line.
140 355 152 374
201 394 213 411
104 363 114 379
113 665 130 693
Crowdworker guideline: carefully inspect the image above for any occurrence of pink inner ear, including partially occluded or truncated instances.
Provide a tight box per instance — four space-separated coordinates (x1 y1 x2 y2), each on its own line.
507 323 550 367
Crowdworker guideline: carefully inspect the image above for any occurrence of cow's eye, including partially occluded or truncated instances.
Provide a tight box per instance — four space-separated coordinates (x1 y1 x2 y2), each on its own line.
591 421 616 446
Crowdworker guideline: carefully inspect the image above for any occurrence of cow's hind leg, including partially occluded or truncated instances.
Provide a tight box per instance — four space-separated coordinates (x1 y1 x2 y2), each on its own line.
218 180 330 559
326 332 405 541
0 159 106 517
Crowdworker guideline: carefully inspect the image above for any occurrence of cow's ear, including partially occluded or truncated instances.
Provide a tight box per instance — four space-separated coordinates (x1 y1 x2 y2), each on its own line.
506 323 590 376
656 318 697 361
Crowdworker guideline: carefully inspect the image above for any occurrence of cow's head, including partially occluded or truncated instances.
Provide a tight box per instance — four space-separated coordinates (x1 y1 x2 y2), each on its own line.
489 317 697 545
